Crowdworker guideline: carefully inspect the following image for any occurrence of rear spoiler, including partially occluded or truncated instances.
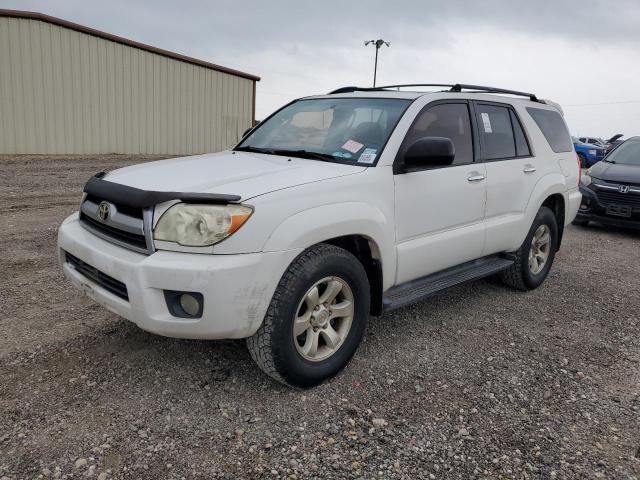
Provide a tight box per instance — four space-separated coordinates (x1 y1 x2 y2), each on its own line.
83 172 241 209
540 99 564 116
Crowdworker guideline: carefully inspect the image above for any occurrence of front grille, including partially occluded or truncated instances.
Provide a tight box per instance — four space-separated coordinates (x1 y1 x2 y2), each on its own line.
80 213 148 250
79 197 152 254
595 190 640 209
65 252 129 301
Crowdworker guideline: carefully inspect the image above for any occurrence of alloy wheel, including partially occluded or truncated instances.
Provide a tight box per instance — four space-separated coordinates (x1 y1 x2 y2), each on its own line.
293 276 354 362
529 224 551 274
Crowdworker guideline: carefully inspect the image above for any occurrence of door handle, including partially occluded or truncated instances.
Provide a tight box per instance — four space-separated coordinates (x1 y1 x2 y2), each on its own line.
523 165 537 173
467 173 486 182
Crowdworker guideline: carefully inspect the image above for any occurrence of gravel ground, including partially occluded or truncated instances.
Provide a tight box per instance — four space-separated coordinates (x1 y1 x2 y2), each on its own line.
1 155 639 480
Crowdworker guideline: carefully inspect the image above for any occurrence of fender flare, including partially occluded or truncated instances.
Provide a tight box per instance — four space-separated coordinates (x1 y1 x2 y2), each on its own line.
262 202 396 290
518 172 567 246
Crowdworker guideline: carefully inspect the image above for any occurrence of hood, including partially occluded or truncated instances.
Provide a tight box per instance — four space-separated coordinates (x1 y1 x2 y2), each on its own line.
590 160 640 184
104 151 366 200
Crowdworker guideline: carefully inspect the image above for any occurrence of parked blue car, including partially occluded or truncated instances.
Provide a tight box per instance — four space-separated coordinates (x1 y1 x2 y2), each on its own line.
572 137 606 167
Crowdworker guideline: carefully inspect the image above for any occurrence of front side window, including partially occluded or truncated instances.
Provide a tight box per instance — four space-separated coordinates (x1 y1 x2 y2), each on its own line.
236 98 411 165
402 103 474 166
526 107 573 153
604 138 640 166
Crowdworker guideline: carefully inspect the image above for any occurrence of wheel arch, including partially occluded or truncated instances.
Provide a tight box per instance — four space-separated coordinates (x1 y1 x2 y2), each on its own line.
521 173 567 250
542 193 566 251
262 202 395 301
323 234 384 316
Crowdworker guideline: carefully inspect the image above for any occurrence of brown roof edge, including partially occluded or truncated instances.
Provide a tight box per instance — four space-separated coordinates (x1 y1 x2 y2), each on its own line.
0 8 260 82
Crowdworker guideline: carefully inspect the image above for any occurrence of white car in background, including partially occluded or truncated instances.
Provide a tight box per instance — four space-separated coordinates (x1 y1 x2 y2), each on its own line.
58 83 581 387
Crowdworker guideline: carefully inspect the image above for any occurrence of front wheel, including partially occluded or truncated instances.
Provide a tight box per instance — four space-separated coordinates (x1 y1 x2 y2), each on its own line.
500 206 558 291
247 244 370 388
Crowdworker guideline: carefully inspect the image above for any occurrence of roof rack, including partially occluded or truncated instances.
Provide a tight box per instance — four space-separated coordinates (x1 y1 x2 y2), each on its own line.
328 83 540 102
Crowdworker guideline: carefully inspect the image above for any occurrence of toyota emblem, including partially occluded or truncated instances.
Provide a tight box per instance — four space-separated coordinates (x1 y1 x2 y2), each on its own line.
98 201 110 222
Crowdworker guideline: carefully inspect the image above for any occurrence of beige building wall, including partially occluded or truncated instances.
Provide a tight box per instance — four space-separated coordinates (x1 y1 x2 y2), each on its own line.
0 12 258 154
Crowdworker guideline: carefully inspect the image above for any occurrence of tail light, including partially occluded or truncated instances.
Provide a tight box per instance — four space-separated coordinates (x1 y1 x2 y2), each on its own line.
576 153 581 186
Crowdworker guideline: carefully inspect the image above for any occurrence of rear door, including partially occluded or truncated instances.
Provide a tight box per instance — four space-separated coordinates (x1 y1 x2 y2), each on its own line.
393 100 487 284
473 102 541 254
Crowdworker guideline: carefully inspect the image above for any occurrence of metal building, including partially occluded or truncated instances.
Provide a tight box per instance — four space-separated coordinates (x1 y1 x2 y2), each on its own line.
0 9 259 155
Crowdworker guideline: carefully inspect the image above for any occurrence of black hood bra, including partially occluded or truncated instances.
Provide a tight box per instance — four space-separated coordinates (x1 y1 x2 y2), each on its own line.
83 172 241 209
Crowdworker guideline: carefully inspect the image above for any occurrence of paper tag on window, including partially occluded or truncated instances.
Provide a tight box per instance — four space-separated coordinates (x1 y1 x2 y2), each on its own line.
341 139 364 154
481 113 492 133
358 148 377 164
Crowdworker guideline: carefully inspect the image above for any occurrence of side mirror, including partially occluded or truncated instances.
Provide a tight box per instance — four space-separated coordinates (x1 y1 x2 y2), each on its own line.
402 137 455 172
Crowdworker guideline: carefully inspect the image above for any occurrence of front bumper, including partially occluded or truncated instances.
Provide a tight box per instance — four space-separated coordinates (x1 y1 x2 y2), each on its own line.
575 185 640 229
57 214 301 339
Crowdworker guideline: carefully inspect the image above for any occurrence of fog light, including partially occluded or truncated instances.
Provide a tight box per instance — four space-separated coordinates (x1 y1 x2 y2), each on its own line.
163 290 204 318
180 294 200 316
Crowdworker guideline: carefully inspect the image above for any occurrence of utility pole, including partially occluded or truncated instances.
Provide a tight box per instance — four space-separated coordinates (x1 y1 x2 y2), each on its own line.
364 39 390 87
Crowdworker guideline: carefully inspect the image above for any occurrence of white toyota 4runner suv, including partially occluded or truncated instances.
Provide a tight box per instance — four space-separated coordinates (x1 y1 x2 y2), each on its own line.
58 84 581 387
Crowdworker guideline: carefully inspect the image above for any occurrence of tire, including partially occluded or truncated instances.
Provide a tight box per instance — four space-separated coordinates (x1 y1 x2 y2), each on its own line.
246 244 370 388
500 206 558 291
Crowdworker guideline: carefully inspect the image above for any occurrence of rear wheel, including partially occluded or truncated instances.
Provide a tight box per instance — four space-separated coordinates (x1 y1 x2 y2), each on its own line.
500 206 558 291
247 244 369 388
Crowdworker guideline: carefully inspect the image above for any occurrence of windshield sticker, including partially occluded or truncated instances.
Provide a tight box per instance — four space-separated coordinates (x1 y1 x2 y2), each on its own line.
341 139 364 154
481 112 493 133
333 151 353 158
358 148 377 164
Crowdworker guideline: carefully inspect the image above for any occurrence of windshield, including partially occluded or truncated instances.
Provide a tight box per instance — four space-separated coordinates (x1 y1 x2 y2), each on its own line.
236 98 411 165
605 138 640 166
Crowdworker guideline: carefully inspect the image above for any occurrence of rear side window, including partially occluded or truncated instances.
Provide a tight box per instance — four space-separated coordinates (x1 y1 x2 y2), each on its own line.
526 107 573 153
475 105 516 160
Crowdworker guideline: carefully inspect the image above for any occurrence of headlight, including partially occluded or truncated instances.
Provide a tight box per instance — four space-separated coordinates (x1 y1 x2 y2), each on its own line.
154 203 253 247
580 174 592 186
588 149 596 156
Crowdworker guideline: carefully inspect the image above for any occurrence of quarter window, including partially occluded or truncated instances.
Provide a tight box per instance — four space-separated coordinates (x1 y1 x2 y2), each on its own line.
526 107 573 153
403 103 474 166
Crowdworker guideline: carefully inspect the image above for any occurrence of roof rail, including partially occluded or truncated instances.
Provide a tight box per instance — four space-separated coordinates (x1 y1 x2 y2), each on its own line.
328 83 540 102
448 84 539 102
328 84 454 94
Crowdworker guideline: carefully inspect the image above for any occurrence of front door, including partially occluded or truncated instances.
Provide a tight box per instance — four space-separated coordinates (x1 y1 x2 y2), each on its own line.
394 101 487 285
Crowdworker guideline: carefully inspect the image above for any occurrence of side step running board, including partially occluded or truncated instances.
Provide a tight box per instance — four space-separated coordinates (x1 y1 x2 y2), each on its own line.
383 255 514 311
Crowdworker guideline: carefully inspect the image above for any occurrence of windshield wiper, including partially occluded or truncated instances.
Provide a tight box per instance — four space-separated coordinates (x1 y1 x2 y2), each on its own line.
234 146 274 154
235 146 336 162
603 158 616 163
271 149 337 162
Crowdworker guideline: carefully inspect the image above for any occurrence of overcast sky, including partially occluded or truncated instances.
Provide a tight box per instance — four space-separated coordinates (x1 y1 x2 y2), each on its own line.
5 0 640 138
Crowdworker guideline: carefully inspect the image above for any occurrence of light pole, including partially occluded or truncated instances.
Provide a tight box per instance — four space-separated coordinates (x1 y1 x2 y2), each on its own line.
364 39 390 87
